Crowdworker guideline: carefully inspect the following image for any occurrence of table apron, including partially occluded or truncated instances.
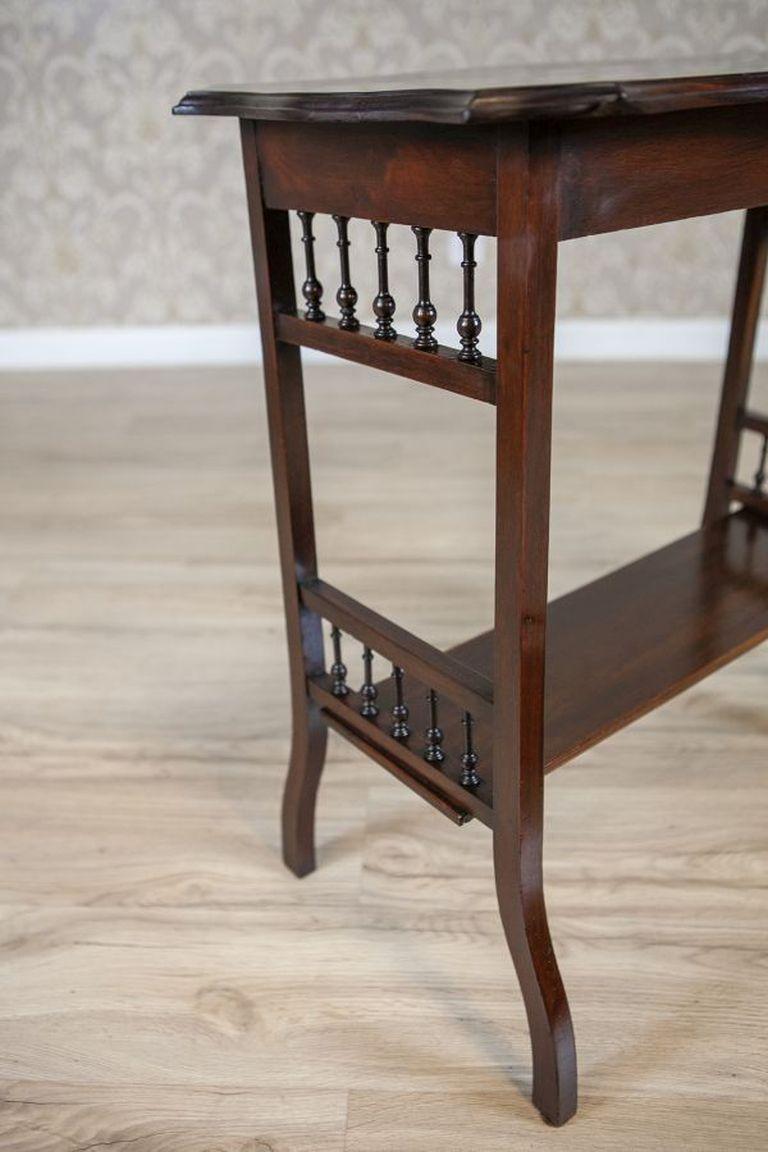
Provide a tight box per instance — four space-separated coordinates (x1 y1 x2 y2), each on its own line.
559 104 768 239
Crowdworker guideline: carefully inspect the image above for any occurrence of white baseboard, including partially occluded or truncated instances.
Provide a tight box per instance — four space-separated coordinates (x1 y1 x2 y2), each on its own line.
0 325 264 371
1 319 766 370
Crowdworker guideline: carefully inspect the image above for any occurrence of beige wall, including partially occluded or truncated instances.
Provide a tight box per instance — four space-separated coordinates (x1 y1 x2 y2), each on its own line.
3 0 768 329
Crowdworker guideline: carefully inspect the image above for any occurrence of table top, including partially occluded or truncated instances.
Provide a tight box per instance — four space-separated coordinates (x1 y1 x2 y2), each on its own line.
173 53 768 125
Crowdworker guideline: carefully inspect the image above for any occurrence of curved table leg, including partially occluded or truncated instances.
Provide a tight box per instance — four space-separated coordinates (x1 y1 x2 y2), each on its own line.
241 123 328 878
282 701 328 877
494 124 577 1124
494 827 576 1125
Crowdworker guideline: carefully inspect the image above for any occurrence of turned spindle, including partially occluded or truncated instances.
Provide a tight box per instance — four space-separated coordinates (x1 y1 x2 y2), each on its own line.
333 214 359 331
297 210 325 322
360 646 379 718
456 232 482 364
754 434 768 494
372 221 397 341
390 665 411 740
411 225 438 351
460 711 481 789
330 625 349 697
424 689 445 764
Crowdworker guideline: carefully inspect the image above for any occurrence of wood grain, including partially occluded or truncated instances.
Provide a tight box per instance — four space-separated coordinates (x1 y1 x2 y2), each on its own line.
451 507 768 773
258 120 497 236
172 54 768 125
0 362 766 1149
558 106 768 239
275 313 497 405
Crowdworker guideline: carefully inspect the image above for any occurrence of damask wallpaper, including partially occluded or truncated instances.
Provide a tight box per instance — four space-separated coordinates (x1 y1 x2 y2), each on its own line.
2 0 768 329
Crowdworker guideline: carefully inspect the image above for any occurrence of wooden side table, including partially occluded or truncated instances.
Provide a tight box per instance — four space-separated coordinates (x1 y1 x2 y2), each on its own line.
174 57 768 1126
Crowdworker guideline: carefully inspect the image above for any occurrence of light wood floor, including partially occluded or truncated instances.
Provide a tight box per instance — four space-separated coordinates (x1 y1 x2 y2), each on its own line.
0 361 766 1151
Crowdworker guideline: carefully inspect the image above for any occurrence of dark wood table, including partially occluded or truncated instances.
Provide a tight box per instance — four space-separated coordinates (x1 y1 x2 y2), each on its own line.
174 57 768 1126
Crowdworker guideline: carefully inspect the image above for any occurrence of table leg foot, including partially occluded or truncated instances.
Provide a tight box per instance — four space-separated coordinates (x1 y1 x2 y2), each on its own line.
493 827 577 1126
281 703 328 877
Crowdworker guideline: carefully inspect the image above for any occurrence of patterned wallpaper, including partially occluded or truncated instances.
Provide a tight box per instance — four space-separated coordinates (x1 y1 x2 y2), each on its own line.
2 0 768 328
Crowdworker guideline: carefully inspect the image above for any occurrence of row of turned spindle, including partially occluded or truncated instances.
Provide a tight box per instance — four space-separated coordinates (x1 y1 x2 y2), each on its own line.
329 625 481 790
297 211 483 365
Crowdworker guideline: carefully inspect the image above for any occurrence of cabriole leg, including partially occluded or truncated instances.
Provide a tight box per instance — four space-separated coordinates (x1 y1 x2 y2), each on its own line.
241 120 328 877
493 829 577 1125
493 124 577 1126
282 701 328 877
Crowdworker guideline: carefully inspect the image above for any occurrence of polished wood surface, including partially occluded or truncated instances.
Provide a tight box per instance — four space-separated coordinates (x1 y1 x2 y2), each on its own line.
1 363 766 1149
490 123 577 1125
195 85 768 1123
257 121 497 236
242 109 768 244
558 107 768 239
309 674 492 828
300 579 494 715
171 64 768 1127
455 508 768 772
318 506 768 831
240 121 328 880
173 54 768 124
276 312 497 405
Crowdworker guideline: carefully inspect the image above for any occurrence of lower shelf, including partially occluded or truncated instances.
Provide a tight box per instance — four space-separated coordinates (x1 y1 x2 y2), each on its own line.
456 506 767 773
314 508 767 823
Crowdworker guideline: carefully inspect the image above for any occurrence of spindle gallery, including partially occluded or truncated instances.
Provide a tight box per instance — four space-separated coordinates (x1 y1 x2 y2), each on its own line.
323 629 485 782
174 61 768 1127
295 212 486 361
